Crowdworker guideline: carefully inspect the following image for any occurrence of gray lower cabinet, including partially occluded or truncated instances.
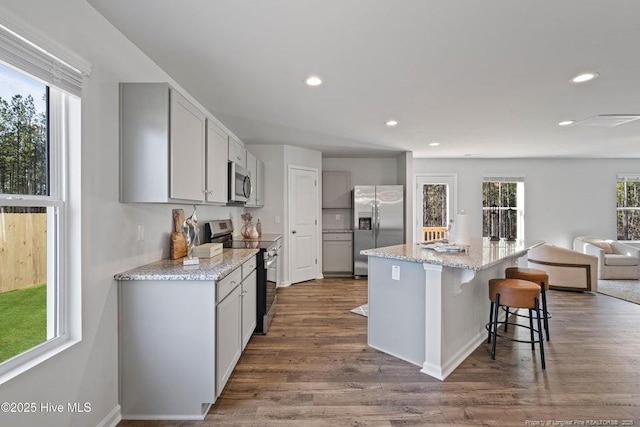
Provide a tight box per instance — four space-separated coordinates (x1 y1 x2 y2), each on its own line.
118 255 257 420
322 233 353 275
241 269 257 348
216 284 242 396
216 257 257 396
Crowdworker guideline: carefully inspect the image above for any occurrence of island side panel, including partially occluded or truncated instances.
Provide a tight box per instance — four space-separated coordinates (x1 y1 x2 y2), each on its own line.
119 280 216 419
367 257 426 366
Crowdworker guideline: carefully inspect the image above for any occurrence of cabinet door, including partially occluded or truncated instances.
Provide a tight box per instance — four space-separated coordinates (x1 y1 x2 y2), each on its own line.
256 159 265 207
170 90 206 201
322 171 352 208
206 120 229 204
216 284 242 397
323 240 353 273
228 136 246 168
246 151 257 206
241 269 257 349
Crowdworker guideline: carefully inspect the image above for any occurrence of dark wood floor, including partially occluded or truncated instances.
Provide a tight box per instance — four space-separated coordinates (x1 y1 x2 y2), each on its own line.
119 277 640 427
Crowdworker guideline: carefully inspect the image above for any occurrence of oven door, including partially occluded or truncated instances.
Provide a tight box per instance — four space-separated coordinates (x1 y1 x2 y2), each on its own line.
263 252 278 330
228 162 252 203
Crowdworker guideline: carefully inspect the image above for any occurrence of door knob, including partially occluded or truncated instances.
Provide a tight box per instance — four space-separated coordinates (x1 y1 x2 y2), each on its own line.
292 230 297 234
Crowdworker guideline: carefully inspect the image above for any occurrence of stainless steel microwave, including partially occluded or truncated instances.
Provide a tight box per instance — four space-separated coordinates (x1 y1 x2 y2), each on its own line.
228 162 252 203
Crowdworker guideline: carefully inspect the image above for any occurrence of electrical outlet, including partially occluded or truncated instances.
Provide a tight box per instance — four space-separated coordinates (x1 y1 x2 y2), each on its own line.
335 214 340 221
274 216 281 224
137 224 145 241
392 265 400 281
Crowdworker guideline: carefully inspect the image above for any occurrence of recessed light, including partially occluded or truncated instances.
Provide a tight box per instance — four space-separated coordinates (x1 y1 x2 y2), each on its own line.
305 75 322 86
571 72 599 83
429 142 440 147
385 120 398 127
558 120 575 126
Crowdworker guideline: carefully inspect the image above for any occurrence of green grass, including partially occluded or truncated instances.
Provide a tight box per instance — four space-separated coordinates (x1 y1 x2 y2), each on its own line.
0 284 47 363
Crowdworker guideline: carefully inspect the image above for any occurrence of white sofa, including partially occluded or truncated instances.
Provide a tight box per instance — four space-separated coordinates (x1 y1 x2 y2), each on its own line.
573 236 640 280
527 244 598 292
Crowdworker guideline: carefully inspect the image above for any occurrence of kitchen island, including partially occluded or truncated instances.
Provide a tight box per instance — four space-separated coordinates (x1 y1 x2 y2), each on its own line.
362 239 541 380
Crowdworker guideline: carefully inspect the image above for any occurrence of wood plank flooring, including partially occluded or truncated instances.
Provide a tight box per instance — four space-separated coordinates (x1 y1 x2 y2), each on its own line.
118 277 640 426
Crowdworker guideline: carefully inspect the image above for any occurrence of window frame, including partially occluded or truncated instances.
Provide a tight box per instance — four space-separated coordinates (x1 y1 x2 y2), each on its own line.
482 175 525 241
0 79 70 378
0 6 86 382
616 174 640 241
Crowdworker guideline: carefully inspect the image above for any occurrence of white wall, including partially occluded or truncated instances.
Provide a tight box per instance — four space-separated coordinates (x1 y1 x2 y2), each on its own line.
246 144 322 285
397 152 414 244
413 158 638 249
0 1 243 426
322 157 398 186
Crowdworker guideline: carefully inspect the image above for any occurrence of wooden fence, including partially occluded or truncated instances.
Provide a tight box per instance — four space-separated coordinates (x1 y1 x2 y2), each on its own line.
0 213 47 293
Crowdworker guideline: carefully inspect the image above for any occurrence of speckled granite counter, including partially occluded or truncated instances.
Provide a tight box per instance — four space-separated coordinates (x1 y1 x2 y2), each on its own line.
114 248 258 281
362 239 542 271
322 229 353 233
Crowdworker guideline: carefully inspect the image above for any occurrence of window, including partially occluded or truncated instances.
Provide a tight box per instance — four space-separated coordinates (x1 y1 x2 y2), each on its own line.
416 174 456 242
617 174 640 240
0 13 87 380
482 175 525 241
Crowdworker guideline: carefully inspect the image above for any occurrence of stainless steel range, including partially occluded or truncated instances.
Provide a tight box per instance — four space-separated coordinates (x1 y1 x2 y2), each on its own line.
205 219 280 334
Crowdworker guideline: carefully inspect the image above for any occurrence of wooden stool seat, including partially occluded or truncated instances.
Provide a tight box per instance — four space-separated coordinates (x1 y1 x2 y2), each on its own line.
486 278 546 370
504 266 551 341
505 267 549 290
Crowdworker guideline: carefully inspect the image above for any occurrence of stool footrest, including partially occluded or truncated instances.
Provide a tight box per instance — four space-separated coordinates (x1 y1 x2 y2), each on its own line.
485 322 544 345
503 305 552 319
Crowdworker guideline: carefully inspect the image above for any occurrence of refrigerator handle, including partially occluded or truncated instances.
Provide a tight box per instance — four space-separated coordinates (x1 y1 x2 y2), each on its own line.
375 203 380 245
371 202 376 244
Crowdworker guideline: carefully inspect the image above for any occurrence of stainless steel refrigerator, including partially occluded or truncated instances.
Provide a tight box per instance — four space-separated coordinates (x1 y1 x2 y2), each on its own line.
353 185 405 276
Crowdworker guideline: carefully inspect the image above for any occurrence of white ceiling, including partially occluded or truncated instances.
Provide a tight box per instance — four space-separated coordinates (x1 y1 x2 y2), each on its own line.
87 0 640 158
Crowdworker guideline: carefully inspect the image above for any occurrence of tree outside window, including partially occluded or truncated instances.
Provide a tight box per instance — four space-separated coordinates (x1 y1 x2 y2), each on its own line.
482 180 523 240
617 177 640 240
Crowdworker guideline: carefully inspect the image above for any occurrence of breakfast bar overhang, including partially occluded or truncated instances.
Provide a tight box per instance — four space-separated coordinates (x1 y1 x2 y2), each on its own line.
362 239 542 380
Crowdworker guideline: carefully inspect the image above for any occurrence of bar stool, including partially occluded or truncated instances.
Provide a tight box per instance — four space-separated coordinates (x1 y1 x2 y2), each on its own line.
486 278 546 369
505 267 551 341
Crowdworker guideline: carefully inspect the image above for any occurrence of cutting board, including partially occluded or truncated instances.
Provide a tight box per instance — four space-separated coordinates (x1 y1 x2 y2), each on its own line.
170 209 187 259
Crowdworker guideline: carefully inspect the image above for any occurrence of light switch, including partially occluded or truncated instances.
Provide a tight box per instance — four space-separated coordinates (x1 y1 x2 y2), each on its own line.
335 214 341 221
392 265 400 281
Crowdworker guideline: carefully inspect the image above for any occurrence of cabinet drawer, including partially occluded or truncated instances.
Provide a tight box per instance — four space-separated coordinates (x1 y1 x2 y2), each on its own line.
322 233 353 241
217 267 242 303
242 255 257 279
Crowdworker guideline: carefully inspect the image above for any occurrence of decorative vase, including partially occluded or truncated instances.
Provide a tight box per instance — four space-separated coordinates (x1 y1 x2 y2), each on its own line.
241 222 259 239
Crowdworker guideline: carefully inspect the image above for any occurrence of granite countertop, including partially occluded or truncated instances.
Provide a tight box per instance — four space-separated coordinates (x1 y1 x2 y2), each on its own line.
322 229 353 233
114 248 259 281
361 238 543 271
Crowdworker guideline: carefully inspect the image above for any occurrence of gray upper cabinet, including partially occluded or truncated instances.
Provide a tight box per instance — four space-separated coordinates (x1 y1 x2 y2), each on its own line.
256 159 265 207
246 151 257 206
228 136 246 168
205 120 229 204
322 171 352 208
120 82 206 203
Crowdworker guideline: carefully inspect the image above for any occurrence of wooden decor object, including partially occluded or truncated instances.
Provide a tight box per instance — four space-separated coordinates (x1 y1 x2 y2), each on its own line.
170 209 187 259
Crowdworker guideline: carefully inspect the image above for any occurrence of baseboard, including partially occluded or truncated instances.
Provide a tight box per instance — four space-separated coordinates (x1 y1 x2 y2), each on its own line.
95 405 121 427
278 280 291 287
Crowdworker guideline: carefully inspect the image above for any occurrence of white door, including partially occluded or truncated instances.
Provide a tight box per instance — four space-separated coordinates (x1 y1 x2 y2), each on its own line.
415 174 457 242
289 166 318 284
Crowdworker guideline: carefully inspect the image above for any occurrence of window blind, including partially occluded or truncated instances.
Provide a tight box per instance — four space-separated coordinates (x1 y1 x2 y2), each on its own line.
0 8 90 97
617 174 640 182
482 174 525 183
